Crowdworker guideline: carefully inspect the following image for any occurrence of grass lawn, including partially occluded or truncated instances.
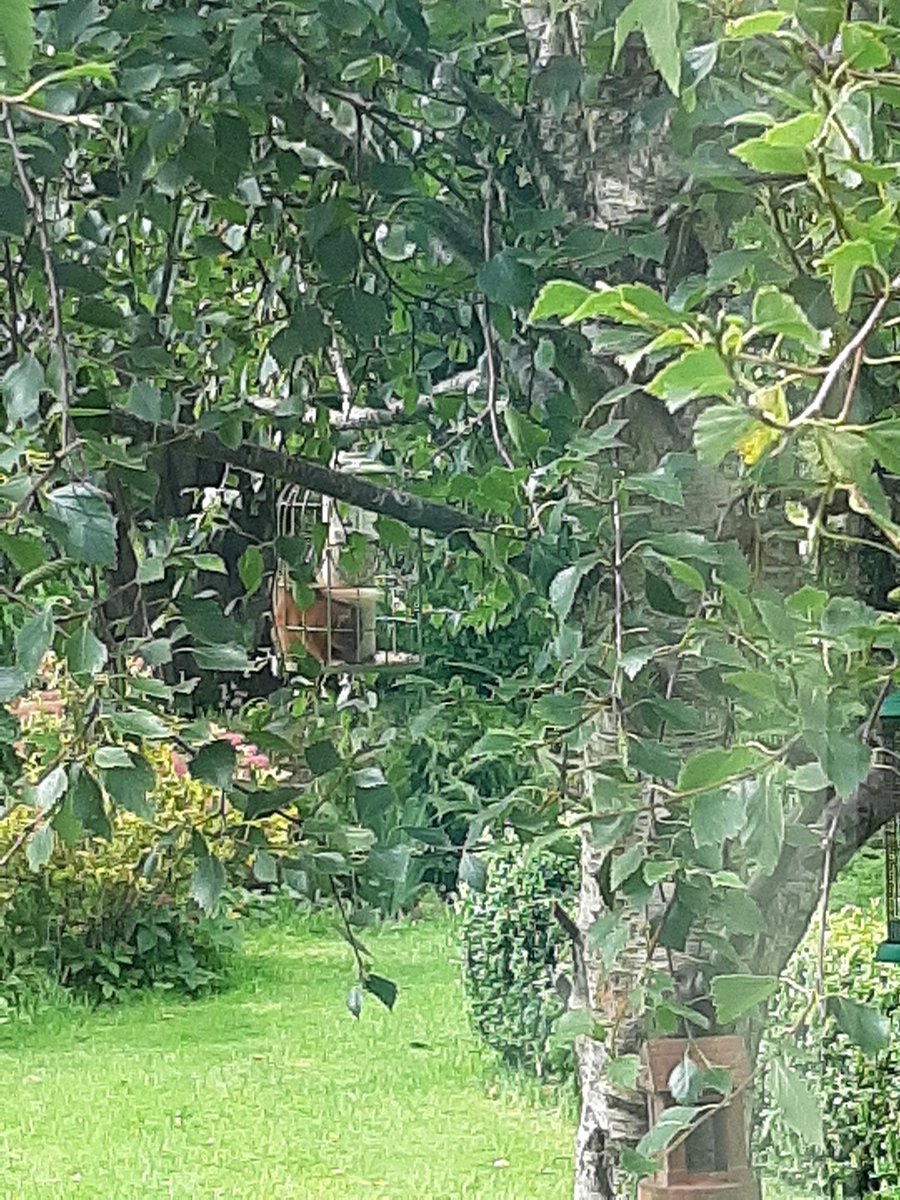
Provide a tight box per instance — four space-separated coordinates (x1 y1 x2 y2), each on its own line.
0 919 574 1199
0 915 815 1200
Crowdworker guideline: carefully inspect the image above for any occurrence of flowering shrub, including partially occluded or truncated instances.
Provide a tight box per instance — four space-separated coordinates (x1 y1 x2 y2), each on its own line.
0 658 289 1008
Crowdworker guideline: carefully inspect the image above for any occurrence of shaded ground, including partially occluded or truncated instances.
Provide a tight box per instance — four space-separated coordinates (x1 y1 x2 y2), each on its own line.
0 919 573 1199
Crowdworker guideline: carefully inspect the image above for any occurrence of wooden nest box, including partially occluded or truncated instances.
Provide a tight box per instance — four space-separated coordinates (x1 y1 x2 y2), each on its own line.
272 470 421 674
639 1037 760 1200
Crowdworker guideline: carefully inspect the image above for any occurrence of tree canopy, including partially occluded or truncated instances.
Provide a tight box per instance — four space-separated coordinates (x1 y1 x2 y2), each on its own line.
3 0 900 1190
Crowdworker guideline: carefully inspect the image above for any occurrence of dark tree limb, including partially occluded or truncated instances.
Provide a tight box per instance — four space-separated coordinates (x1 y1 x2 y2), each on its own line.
108 411 485 537
751 759 897 978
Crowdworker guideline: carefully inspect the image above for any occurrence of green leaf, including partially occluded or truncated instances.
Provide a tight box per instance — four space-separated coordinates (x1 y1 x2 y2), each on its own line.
566 283 682 329
34 764 67 811
306 739 342 776
52 792 83 849
693 405 754 464
611 843 644 891
367 844 410 883
0 530 45 575
743 778 785 873
504 407 549 460
588 911 629 969
769 1059 824 1148
459 850 487 892
190 851 226 915
751 287 823 351
607 1054 642 1090
126 382 164 423
45 483 117 567
314 225 359 283
624 466 684 507
347 985 363 1019
0 185 26 235
865 419 900 474
26 824 54 872
551 1008 601 1045
0 0 35 86
252 848 278 884
2 354 44 425
841 22 890 70
189 644 249 672
102 758 155 821
790 0 843 42
691 789 748 847
808 732 871 798
0 666 27 701
828 996 890 1057
238 545 264 597
70 768 110 839
549 555 603 623
478 249 535 309
647 348 733 412
16 606 54 677
620 645 656 680
529 280 594 323
711 974 778 1025
108 709 171 740
533 693 583 728
190 740 236 790
818 239 877 313
678 747 763 793
726 12 787 36
94 746 134 769
614 0 680 94
668 1050 703 1104
637 1106 700 1159
270 306 330 364
620 1148 662 1179
656 554 706 592
65 623 108 678
363 974 398 1011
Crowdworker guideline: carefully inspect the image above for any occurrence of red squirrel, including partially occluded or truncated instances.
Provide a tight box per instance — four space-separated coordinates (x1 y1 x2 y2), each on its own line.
272 579 361 664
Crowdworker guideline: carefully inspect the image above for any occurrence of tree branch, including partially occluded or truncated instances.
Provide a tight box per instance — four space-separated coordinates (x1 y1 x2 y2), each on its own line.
789 274 900 427
108 411 485 537
751 757 898 977
301 369 481 430
2 107 76 450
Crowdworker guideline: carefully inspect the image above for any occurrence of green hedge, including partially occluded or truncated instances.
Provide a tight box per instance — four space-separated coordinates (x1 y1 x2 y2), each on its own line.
458 841 579 1077
756 902 900 1197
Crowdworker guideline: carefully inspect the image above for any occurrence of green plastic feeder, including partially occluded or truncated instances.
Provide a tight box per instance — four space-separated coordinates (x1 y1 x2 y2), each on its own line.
876 694 900 964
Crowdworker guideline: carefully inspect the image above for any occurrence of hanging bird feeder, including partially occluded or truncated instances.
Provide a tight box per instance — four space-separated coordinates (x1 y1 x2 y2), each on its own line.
876 692 900 965
271 457 422 674
639 1036 759 1199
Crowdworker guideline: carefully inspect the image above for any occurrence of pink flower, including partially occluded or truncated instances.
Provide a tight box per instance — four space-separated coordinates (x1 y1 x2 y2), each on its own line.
245 753 270 770
222 731 244 748
171 752 188 778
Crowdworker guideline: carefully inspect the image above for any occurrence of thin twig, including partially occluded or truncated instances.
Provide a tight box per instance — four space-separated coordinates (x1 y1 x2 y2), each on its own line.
2 107 76 451
815 815 839 1019
329 876 368 980
835 344 863 425
477 301 514 471
789 275 900 427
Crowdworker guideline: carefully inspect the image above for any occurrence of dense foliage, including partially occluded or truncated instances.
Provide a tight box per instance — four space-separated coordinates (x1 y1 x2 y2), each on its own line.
757 904 900 1198
1 741 239 1009
3 0 900 1186
459 839 579 1078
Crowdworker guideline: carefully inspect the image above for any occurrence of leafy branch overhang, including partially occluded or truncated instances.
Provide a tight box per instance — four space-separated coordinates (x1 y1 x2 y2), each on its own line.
108 411 486 538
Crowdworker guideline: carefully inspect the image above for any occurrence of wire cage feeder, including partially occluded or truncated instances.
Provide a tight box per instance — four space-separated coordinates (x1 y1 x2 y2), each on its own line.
876 694 900 964
272 465 422 675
